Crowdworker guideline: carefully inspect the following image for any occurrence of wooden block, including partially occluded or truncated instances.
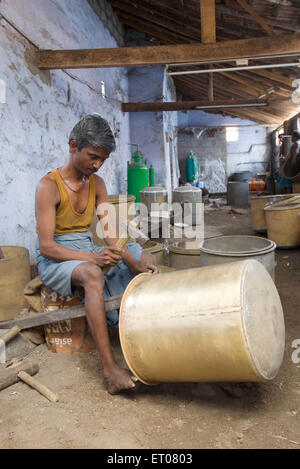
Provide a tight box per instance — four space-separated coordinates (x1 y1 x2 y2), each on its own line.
0 360 39 391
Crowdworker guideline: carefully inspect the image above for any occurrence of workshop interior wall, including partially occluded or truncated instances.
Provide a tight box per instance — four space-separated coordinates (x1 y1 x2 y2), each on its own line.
178 110 271 193
0 0 129 260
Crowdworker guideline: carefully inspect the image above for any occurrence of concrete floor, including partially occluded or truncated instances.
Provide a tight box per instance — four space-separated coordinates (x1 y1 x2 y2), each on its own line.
0 207 299 449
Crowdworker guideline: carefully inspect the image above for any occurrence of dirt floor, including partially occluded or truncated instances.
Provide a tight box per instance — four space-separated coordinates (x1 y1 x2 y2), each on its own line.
0 207 299 449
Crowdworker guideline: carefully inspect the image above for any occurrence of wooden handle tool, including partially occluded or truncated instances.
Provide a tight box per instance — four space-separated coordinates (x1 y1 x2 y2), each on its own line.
1 325 21 344
102 236 130 275
17 370 59 403
0 360 39 391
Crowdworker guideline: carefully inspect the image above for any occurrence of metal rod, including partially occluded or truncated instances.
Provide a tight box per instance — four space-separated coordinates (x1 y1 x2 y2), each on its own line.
168 61 300 76
195 103 268 109
167 53 300 68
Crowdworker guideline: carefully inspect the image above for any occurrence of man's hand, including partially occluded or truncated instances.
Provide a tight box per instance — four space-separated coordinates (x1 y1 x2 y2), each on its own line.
120 250 159 275
137 258 159 274
91 246 122 268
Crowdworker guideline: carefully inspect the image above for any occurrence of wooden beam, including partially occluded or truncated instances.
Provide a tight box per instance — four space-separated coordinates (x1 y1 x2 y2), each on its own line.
110 0 201 41
200 0 216 44
157 0 185 7
116 13 183 44
247 68 294 88
208 70 214 102
221 70 292 99
223 109 276 125
236 0 275 36
35 33 300 70
217 4 297 33
122 99 268 112
223 107 282 124
220 71 270 94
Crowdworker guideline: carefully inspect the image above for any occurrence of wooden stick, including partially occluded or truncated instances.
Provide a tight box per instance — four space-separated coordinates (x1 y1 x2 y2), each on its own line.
102 237 130 275
0 360 39 391
18 370 59 403
0 294 123 331
1 326 21 344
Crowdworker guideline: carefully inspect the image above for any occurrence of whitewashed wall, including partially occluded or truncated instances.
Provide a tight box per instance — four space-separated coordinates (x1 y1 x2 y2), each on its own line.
0 0 130 260
226 126 271 176
128 66 178 199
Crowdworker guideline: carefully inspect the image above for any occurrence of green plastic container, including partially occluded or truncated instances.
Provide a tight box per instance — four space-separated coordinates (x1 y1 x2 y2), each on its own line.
127 151 149 203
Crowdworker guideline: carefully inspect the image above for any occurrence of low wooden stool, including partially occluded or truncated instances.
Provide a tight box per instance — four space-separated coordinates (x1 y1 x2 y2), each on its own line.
41 285 95 354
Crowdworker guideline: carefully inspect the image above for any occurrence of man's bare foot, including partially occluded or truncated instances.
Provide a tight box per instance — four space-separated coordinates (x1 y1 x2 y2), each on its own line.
104 366 138 395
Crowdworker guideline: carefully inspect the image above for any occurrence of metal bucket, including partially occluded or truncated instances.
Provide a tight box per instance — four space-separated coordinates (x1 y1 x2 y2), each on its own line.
91 194 136 246
265 196 300 248
0 246 31 321
199 235 276 280
169 240 201 270
227 181 249 207
250 194 293 233
119 260 285 384
142 241 165 266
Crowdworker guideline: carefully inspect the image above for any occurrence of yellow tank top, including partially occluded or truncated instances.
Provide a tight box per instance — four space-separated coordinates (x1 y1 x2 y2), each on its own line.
51 169 96 236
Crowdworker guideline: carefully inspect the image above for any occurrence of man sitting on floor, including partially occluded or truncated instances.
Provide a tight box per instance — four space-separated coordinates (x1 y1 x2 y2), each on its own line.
35 114 156 394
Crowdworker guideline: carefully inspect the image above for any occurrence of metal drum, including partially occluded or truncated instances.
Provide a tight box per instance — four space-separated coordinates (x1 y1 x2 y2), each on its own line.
227 181 249 207
140 186 168 215
119 260 285 384
172 186 202 226
199 235 276 280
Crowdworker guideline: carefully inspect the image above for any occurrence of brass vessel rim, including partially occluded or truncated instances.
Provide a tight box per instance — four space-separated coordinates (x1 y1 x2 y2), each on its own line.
199 236 276 256
119 272 159 386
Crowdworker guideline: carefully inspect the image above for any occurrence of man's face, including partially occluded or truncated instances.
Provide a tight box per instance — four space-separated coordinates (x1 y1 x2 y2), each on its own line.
70 141 110 176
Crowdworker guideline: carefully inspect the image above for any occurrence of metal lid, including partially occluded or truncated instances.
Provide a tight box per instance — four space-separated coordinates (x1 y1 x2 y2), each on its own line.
140 186 167 194
107 194 135 204
173 186 202 193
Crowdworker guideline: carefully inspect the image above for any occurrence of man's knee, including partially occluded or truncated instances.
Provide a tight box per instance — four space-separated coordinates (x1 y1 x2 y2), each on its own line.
72 262 104 289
